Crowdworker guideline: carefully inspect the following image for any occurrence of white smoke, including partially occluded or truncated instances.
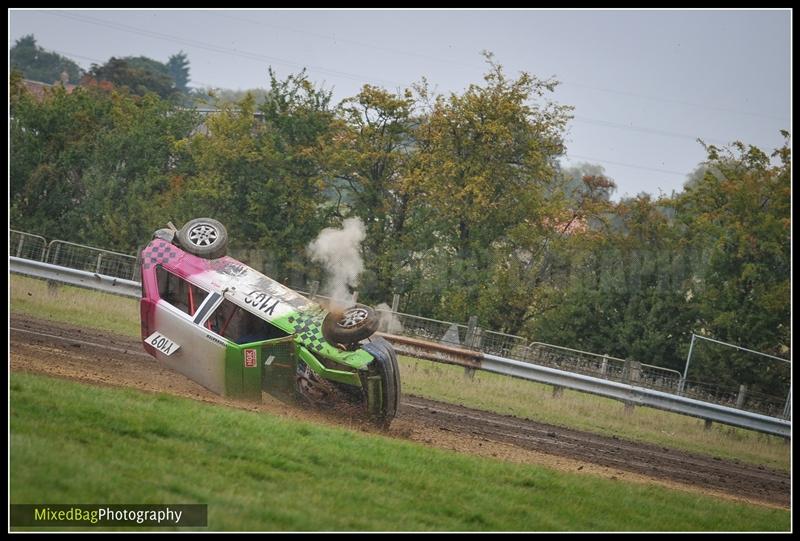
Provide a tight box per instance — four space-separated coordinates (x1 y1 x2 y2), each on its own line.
306 217 366 310
375 302 403 334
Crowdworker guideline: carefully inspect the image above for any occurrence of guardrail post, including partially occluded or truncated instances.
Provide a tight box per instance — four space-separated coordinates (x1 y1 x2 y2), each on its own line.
736 384 748 409
552 385 564 398
47 279 60 297
704 419 713 430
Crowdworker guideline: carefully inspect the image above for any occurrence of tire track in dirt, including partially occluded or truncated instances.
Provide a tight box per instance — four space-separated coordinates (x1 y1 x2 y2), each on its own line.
9 313 790 508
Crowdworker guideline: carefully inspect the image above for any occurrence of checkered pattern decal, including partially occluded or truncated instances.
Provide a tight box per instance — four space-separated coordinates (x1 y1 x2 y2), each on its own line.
287 313 327 352
141 240 181 270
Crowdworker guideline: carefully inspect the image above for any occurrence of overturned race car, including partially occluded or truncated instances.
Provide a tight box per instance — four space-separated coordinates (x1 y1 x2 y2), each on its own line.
139 217 400 428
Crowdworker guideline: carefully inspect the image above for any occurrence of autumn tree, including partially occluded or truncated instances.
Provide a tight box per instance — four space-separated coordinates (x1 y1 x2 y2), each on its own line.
323 85 419 303
171 69 336 282
405 53 573 326
672 135 791 394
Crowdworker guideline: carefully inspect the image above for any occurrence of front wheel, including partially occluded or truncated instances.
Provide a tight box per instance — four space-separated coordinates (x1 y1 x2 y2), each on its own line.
322 304 379 345
360 336 401 428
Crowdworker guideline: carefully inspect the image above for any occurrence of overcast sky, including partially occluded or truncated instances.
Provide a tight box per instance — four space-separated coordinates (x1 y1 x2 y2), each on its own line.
8 8 792 201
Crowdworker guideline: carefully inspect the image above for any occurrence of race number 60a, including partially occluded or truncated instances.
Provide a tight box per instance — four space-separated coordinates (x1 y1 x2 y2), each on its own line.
145 332 180 356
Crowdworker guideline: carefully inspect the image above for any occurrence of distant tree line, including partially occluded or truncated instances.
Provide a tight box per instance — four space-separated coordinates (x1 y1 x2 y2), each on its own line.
9 48 790 398
11 35 191 102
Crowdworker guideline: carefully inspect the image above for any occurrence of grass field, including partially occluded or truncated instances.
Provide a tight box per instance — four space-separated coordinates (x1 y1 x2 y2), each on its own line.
9 274 790 471
9 372 790 531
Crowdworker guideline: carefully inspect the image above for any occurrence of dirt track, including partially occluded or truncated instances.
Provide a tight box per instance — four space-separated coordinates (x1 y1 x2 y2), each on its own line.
9 313 790 509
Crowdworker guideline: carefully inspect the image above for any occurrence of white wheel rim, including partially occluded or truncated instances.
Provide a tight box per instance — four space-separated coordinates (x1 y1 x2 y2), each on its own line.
188 224 219 247
338 307 369 328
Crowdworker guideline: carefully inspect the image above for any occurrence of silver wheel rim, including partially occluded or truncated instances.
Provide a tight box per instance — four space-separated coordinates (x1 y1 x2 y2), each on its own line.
187 224 219 247
338 307 369 329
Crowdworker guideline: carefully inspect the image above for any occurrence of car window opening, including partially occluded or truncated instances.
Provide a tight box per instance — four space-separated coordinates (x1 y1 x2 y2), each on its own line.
156 265 209 317
210 299 288 344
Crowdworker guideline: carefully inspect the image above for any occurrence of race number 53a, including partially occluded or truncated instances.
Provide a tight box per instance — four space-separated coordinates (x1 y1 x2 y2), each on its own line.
145 332 180 356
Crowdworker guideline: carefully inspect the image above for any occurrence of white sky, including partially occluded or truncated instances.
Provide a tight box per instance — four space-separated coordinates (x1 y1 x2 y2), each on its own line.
8 8 792 201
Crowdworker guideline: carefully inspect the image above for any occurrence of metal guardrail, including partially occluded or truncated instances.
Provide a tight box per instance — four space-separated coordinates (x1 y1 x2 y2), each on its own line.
10 256 142 298
479 353 790 438
523 342 683 389
9 256 791 437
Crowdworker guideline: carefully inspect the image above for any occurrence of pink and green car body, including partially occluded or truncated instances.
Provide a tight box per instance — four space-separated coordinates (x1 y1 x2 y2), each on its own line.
139 238 399 426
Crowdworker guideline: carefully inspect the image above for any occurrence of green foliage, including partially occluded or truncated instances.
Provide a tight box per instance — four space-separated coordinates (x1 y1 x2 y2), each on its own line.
166 51 191 91
171 70 336 281
10 77 198 251
671 137 791 392
88 56 178 100
8 52 790 397
10 34 83 84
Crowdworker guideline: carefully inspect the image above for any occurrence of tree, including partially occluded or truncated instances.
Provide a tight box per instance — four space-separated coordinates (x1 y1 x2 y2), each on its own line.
672 135 790 394
10 76 198 250
86 56 177 100
405 53 573 324
322 84 419 303
171 69 337 283
167 51 191 92
10 34 83 84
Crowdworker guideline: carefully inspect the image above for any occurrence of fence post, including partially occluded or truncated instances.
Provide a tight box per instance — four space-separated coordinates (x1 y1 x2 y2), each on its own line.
16 236 24 258
679 333 697 394
736 385 748 409
387 293 401 334
600 355 608 377
783 388 791 420
464 327 483 380
95 253 103 274
308 280 319 300
465 316 478 348
623 359 641 414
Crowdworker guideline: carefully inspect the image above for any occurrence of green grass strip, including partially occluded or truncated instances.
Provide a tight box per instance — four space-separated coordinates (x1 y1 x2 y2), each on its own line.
10 373 789 532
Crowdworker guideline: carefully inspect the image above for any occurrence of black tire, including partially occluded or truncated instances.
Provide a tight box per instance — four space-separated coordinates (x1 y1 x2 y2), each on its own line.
322 304 379 345
176 218 229 259
361 336 401 428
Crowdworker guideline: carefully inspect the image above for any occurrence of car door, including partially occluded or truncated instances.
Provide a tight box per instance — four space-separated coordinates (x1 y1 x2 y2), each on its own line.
148 265 228 395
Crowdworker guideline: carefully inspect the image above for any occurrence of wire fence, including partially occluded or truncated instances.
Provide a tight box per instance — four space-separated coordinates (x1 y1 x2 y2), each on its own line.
10 230 47 261
9 227 791 420
44 240 140 282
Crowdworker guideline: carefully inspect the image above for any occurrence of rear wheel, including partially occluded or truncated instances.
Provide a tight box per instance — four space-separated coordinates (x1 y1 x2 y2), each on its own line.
360 336 401 428
176 217 228 259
